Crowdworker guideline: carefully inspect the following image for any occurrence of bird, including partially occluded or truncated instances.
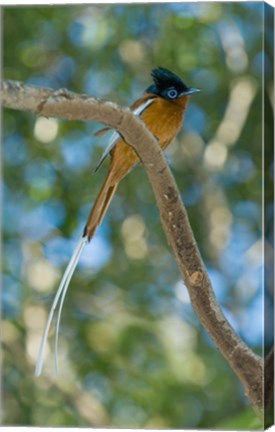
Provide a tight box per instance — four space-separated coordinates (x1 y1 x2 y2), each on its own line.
35 67 200 376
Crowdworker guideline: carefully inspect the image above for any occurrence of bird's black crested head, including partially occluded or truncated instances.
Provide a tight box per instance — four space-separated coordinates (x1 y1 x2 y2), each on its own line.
146 67 199 101
152 67 188 92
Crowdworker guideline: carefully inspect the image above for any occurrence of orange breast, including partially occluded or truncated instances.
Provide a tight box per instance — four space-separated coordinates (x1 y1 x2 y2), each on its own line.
141 97 187 149
109 96 188 182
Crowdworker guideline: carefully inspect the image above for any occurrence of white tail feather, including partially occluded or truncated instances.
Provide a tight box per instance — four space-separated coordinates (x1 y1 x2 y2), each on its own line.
54 237 88 372
35 235 88 377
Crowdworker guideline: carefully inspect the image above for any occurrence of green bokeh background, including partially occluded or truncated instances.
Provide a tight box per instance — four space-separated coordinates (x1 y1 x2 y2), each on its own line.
2 2 273 428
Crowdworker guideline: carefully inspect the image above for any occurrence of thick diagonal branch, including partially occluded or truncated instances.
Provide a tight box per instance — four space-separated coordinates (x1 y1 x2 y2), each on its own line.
1 80 263 408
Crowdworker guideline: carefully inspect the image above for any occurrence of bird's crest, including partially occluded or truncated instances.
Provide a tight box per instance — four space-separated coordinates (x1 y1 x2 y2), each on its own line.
150 67 188 92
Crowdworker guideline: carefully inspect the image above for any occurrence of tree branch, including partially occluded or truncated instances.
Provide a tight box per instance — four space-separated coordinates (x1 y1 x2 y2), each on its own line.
1 80 264 408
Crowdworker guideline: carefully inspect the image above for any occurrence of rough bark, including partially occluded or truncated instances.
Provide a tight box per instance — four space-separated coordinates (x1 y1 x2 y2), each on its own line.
1 80 264 409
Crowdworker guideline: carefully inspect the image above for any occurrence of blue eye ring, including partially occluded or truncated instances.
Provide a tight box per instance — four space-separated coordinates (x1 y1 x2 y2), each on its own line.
167 88 178 99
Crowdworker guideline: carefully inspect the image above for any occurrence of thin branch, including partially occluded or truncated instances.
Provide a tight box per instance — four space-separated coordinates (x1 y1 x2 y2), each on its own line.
1 80 263 408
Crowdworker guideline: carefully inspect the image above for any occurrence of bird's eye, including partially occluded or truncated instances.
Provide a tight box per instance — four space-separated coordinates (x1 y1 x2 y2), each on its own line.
167 88 178 99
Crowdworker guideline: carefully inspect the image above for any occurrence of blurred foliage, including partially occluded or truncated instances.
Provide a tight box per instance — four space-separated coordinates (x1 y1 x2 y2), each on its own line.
2 2 273 429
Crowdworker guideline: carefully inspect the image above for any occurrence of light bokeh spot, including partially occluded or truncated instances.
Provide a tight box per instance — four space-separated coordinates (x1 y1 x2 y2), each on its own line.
34 118 59 143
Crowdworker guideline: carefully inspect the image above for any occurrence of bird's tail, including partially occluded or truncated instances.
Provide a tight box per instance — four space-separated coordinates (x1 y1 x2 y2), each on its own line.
35 172 118 376
35 235 88 376
84 171 118 240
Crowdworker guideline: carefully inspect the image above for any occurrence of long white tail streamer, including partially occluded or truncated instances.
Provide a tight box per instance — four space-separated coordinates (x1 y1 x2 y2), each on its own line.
54 236 88 372
35 235 89 377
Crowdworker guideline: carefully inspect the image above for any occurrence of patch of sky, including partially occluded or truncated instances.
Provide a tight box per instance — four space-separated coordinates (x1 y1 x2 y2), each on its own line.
125 7 151 37
68 20 83 47
219 224 258 281
184 103 206 135
3 133 28 166
210 254 262 347
84 68 117 97
207 268 229 303
76 230 112 271
231 222 258 251
78 203 112 271
46 56 76 86
238 295 263 346
182 183 202 207
3 239 23 277
3 192 24 235
235 267 261 303
44 220 112 272
167 2 196 17
60 131 94 172
223 153 255 185
26 75 60 89
148 291 173 317
23 160 57 190
233 200 261 225
20 200 65 241
68 14 112 50
2 275 22 319
43 236 73 267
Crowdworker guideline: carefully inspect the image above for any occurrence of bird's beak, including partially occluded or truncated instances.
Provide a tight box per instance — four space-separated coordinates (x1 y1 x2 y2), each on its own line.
179 88 200 97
